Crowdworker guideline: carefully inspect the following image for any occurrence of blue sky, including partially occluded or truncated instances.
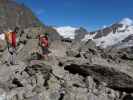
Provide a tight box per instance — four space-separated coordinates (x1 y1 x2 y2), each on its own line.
16 0 133 31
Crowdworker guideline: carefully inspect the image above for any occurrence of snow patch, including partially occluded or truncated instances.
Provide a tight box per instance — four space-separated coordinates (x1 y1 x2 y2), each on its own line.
94 32 132 48
82 33 96 41
54 26 78 39
120 18 133 26
94 26 133 48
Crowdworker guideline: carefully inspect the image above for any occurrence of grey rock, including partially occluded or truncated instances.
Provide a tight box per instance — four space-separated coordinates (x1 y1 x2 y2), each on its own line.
80 39 97 52
17 39 40 61
24 62 52 88
0 40 6 52
122 94 133 100
75 27 88 41
44 26 61 42
32 85 44 94
49 91 60 100
66 49 80 57
85 76 96 92
64 63 133 93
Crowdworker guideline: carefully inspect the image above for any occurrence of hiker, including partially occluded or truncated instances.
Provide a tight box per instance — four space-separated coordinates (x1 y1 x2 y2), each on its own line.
38 32 49 60
5 27 19 65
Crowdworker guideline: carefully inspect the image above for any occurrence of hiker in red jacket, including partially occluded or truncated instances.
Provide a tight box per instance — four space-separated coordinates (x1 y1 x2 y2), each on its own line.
6 27 19 65
38 32 49 60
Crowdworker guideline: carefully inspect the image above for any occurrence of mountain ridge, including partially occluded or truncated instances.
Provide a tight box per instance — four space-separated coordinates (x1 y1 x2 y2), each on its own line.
55 18 133 48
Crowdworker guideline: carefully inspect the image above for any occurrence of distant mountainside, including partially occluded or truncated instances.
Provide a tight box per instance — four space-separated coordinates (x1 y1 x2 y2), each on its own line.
0 0 43 32
54 26 88 40
54 18 133 49
83 18 133 48
55 18 133 48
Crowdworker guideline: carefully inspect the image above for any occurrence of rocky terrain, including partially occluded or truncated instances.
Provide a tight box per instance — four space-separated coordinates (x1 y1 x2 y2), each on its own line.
1 31 133 100
0 0 133 100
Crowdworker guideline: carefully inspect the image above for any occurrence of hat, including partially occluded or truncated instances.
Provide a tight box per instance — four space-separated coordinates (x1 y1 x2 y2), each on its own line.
43 32 48 36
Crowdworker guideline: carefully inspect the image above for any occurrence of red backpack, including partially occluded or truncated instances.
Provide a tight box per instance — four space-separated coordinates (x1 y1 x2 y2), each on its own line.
40 36 48 48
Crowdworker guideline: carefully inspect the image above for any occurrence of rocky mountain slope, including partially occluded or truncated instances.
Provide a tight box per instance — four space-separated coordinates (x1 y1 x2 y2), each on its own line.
0 0 43 32
0 0 61 42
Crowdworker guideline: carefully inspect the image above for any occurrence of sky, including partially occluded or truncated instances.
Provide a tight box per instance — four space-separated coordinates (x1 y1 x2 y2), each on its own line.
16 0 133 31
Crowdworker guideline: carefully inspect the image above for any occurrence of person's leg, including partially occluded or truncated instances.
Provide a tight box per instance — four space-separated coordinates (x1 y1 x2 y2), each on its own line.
8 47 13 65
41 47 45 60
11 47 14 65
41 47 49 60
12 48 17 65
7 44 10 65
44 47 49 60
8 51 12 66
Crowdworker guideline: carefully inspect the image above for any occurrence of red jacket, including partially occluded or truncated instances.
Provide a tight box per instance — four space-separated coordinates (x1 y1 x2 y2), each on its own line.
11 32 16 48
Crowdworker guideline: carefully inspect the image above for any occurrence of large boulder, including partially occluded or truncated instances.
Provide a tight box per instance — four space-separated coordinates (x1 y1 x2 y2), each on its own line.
44 26 62 42
65 40 97 60
66 49 80 57
75 27 88 41
0 39 6 52
64 63 133 93
80 39 97 51
17 39 40 61
25 62 52 80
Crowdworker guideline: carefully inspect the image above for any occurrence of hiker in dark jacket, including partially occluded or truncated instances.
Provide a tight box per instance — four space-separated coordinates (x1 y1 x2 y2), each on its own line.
38 32 49 60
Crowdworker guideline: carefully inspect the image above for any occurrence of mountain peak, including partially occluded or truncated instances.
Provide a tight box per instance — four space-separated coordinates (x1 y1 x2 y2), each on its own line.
119 18 133 26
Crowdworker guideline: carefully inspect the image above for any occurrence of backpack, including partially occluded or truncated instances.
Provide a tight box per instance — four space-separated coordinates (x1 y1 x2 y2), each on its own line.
5 32 12 44
40 36 48 47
